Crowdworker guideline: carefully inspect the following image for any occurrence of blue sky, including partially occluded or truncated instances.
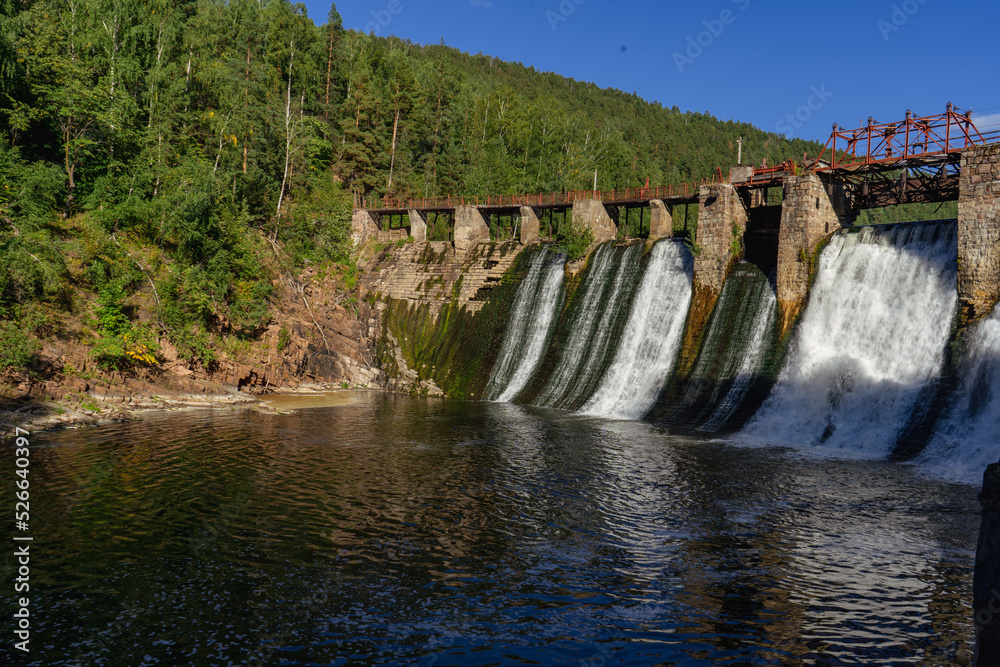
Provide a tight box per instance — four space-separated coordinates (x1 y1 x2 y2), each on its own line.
301 0 1000 144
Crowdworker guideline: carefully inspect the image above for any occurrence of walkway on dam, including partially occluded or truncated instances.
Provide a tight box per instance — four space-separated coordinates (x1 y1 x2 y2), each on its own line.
357 104 1000 218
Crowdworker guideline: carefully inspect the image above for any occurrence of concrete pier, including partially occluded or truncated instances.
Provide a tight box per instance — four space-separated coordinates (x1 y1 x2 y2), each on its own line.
775 174 853 335
693 184 747 301
649 199 673 240
407 209 428 243
519 206 541 244
572 199 617 243
675 184 749 376
454 205 490 253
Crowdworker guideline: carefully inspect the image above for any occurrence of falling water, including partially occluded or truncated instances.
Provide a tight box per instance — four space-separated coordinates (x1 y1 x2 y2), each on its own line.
581 240 693 420
485 248 566 402
698 265 778 431
536 243 643 410
741 222 958 457
651 264 777 432
920 307 1000 481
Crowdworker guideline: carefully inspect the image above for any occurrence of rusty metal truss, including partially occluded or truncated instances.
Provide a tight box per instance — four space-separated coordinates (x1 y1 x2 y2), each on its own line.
826 156 961 208
809 103 993 171
730 104 1000 207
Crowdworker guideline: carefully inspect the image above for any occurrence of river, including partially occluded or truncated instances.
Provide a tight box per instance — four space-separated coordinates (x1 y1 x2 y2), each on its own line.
2 392 977 665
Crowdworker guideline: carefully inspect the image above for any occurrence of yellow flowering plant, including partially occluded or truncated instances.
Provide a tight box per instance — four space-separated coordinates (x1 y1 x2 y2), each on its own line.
91 285 159 371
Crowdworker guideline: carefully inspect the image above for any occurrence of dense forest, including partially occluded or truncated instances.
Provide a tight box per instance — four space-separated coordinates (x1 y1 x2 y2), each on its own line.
0 0 822 375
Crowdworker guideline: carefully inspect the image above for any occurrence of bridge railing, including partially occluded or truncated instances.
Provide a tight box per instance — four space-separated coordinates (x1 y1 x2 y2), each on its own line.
357 106 1000 213
357 178 718 212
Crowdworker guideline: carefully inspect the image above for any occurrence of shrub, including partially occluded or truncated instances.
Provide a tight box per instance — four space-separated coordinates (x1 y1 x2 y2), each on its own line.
554 218 594 262
0 319 39 371
279 179 353 266
731 220 744 258
277 326 291 351
91 285 158 371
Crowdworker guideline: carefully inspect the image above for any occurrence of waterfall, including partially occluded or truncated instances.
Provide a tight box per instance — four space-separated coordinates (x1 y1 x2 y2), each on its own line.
536 243 643 410
740 222 958 457
653 263 777 432
581 240 693 420
485 248 566 403
919 307 1000 481
696 264 778 431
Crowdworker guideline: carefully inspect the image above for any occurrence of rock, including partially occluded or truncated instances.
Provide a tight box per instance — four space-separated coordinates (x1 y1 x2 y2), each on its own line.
976 462 1000 664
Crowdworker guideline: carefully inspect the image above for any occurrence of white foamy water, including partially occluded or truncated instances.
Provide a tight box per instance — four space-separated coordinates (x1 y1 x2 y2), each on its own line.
486 248 566 403
581 240 692 420
740 222 958 458
919 307 1000 483
535 244 616 407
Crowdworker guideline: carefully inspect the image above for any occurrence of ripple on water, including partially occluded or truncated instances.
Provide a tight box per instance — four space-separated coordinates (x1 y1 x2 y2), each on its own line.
1 394 978 666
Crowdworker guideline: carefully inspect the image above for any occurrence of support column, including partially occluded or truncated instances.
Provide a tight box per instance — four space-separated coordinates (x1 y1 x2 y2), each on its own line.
692 183 747 303
453 205 490 253
571 199 617 243
648 199 673 240
775 174 852 336
519 206 540 244
351 209 380 247
959 144 1000 323
407 209 427 243
676 184 748 377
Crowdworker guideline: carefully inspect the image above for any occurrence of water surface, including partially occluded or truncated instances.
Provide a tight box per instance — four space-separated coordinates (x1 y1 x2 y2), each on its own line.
1 394 977 665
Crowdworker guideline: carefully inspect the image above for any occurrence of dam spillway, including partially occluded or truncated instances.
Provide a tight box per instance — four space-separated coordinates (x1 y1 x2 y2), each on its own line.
472 218 995 486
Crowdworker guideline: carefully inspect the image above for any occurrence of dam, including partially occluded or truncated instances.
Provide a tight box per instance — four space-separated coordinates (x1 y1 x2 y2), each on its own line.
365 108 1000 480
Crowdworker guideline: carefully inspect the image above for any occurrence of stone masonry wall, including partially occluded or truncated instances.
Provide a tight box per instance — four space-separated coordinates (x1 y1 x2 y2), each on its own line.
351 210 380 246
370 241 525 315
376 228 409 243
959 144 1000 323
775 174 849 335
675 184 748 378
694 183 748 296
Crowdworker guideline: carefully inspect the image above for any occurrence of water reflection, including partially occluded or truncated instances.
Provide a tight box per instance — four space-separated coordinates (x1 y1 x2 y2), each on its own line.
0 393 977 665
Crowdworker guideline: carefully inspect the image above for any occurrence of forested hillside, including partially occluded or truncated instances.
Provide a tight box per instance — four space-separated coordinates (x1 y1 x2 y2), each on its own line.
0 0 821 376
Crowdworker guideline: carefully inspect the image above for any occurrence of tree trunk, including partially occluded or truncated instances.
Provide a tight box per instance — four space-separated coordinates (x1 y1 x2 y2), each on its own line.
273 41 294 242
387 107 400 191
324 27 334 123
243 43 251 174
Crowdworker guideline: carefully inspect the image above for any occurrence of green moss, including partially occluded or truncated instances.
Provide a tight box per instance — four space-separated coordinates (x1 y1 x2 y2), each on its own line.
378 247 539 399
730 220 744 259
419 244 440 265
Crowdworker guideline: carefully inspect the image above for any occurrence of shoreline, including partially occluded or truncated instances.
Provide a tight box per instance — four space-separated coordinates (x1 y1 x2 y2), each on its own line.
0 381 377 434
